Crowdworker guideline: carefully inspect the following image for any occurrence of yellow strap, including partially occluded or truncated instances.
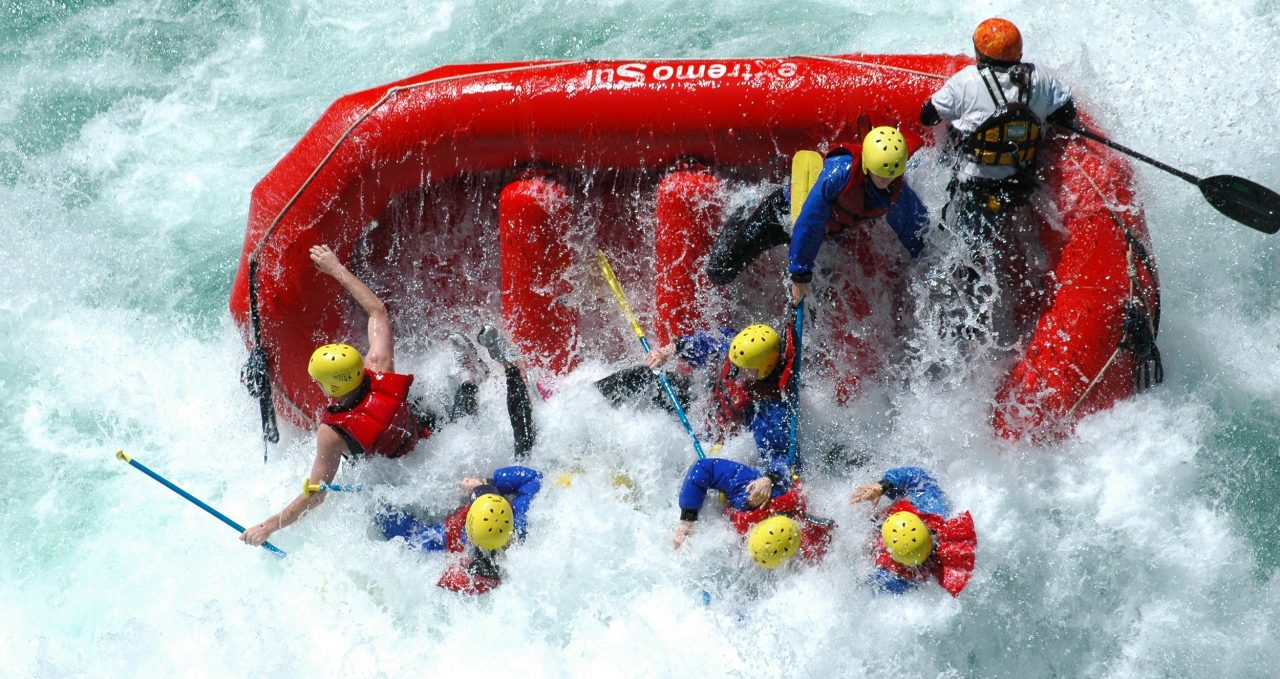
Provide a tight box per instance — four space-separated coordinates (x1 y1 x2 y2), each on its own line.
789 150 824 224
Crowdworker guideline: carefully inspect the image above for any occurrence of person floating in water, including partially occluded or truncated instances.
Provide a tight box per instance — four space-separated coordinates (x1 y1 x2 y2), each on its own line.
376 324 541 595
378 464 542 595
673 457 834 571
850 466 977 596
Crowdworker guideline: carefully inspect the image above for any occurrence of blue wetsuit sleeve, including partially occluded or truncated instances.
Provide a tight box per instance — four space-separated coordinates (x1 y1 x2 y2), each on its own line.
678 458 763 518
376 508 448 552
885 182 928 259
882 466 950 516
789 156 854 278
751 400 793 487
492 466 543 540
676 329 735 369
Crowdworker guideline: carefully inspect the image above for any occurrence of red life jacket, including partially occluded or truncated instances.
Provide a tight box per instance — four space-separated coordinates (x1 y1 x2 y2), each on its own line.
708 323 799 437
442 504 469 553
728 483 836 564
436 559 501 595
320 370 427 459
437 504 502 595
873 499 977 597
826 145 904 234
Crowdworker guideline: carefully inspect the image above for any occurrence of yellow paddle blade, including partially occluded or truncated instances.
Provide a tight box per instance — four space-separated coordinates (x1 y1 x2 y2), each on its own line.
790 150 824 224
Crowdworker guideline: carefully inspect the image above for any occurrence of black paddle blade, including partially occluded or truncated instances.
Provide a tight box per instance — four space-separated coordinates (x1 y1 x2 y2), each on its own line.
1199 175 1280 234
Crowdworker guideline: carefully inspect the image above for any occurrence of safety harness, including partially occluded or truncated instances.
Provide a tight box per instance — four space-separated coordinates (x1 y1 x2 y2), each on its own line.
966 64 1043 174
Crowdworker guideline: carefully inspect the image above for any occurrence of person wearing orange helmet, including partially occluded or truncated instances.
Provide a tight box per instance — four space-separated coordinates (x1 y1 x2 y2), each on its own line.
240 244 536 547
920 18 1076 238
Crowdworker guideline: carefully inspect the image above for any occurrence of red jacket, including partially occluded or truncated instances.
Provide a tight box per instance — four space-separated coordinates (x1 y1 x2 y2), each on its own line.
874 499 977 596
320 371 427 459
729 483 835 564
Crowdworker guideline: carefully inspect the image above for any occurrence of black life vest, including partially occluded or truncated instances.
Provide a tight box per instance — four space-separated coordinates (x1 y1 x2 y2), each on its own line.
965 64 1043 172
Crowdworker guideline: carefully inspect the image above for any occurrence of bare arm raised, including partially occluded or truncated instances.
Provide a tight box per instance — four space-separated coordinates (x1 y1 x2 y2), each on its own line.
310 244 393 373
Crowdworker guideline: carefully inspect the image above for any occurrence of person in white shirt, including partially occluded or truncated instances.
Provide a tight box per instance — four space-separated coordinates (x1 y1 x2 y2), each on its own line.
920 17 1076 241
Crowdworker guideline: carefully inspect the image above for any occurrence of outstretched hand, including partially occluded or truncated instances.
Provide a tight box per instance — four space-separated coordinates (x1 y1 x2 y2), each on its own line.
646 343 676 370
240 519 276 546
460 477 488 493
309 244 347 277
850 482 883 506
672 520 694 549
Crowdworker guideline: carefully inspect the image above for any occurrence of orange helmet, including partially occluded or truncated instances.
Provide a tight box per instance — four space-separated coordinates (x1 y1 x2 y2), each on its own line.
973 18 1022 63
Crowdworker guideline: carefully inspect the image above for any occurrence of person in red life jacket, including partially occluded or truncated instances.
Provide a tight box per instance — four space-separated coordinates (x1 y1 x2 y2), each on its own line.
705 126 929 305
920 18 1075 250
672 457 834 570
595 323 799 475
850 466 977 596
241 244 534 547
377 466 543 595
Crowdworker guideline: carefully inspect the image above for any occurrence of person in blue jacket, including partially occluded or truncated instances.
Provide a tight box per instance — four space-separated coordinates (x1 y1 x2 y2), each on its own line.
377 324 541 595
705 126 928 305
851 466 977 596
673 457 834 568
378 466 543 595
595 322 798 476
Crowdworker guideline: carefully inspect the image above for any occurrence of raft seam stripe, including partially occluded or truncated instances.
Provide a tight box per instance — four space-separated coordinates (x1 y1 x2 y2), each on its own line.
803 55 948 81
1062 150 1138 418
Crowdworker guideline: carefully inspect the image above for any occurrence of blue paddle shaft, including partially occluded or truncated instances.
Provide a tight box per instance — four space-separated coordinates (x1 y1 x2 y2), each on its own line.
640 336 707 460
123 456 286 557
787 301 804 468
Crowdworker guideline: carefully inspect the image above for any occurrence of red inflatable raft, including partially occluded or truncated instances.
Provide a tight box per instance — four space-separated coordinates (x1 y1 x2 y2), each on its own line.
230 54 1160 443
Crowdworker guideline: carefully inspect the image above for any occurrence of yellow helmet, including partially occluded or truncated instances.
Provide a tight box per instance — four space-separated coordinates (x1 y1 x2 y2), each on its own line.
882 511 934 567
729 325 782 378
747 515 802 569
307 343 365 398
466 493 515 551
862 126 908 180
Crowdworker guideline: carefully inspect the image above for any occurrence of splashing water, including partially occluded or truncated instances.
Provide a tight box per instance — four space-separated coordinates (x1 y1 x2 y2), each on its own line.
3 1 1280 677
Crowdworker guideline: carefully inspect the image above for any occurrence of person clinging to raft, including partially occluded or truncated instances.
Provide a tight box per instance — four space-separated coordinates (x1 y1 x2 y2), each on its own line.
241 245 534 546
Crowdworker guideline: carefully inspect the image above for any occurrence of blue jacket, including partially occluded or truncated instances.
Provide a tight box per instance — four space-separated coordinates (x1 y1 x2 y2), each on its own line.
870 466 951 594
677 458 789 520
788 154 928 279
378 465 543 552
674 329 793 479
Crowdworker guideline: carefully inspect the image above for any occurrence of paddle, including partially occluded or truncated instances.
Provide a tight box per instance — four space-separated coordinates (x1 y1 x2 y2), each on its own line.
116 450 287 557
784 300 804 470
302 477 364 497
1061 122 1280 235
597 250 708 460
